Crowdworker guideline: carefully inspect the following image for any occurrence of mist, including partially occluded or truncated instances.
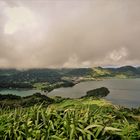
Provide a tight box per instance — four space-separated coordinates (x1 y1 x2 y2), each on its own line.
0 0 140 68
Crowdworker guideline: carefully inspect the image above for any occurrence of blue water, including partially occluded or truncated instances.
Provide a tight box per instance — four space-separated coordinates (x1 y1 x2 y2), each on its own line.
48 79 140 108
0 79 140 108
0 88 41 97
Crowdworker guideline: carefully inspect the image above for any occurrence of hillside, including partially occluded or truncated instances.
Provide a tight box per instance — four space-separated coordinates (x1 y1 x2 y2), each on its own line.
0 86 140 139
0 66 140 89
0 97 140 139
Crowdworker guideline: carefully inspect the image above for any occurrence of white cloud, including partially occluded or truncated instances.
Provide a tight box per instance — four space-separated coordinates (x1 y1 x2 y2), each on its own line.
4 6 38 34
108 47 128 62
0 0 140 68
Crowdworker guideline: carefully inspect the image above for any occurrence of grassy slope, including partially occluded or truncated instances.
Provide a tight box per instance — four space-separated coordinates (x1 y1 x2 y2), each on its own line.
0 98 140 140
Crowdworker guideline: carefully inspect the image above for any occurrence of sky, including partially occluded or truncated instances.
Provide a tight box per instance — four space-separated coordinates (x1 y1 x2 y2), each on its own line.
0 0 140 68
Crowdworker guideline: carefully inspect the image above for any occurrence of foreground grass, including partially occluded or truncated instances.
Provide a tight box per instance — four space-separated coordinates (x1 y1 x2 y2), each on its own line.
0 98 140 140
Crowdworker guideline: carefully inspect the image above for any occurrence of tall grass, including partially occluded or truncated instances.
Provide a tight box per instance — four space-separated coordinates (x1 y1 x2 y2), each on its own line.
0 104 139 140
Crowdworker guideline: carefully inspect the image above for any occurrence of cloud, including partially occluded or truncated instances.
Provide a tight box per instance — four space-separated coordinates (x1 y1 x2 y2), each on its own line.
108 47 128 62
0 0 140 68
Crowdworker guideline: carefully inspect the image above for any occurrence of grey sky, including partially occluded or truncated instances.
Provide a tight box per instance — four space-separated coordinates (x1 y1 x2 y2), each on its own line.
0 0 140 68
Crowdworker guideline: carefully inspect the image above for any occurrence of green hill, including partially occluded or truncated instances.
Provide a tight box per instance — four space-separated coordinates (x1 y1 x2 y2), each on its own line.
0 97 140 139
0 66 140 89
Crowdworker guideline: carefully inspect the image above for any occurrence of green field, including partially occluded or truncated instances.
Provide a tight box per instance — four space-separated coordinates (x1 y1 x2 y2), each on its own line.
0 97 140 140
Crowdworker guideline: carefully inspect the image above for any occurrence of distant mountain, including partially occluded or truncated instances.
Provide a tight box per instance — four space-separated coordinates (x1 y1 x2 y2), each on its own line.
57 68 92 77
104 65 140 77
106 66 137 72
0 66 139 88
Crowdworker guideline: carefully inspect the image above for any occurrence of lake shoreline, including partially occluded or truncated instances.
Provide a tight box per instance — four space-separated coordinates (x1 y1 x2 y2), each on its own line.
0 78 140 108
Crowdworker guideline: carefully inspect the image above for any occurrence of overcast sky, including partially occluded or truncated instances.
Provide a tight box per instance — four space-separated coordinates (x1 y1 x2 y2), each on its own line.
0 0 140 68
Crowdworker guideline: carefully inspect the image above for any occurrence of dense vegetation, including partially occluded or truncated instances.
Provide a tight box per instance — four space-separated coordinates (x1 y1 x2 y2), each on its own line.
0 66 140 90
0 84 140 140
0 66 140 139
0 65 140 95
82 87 110 98
91 66 140 78
0 97 140 140
0 93 54 108
35 81 75 92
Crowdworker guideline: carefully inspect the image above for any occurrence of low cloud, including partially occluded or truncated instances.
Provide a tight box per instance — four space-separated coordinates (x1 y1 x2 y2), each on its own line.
0 0 140 68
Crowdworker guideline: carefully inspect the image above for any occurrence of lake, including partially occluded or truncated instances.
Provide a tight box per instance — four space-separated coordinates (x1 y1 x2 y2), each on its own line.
0 89 41 97
48 79 140 108
0 79 140 108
